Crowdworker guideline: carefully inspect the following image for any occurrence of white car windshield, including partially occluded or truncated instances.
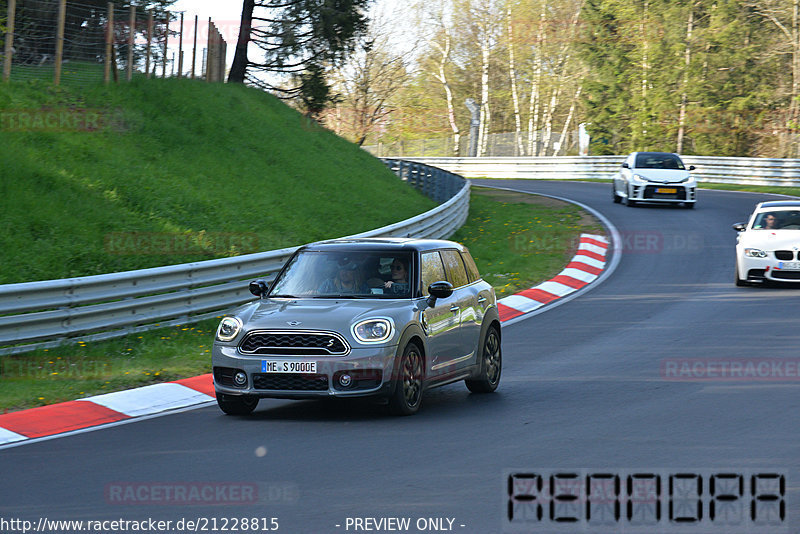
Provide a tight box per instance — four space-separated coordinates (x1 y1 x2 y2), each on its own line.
752 211 800 230
269 250 414 298
634 153 685 170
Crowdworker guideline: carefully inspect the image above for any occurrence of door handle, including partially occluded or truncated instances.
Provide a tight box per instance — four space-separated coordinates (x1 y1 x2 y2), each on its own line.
449 305 460 312
477 296 487 304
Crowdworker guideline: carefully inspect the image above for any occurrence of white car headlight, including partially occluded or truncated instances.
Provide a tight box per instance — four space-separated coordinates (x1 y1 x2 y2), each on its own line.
632 174 648 183
216 316 243 342
353 318 394 343
744 248 768 258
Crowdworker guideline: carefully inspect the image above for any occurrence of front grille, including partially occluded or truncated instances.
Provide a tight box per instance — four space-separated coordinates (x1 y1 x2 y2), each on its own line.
775 250 794 260
772 270 800 280
240 331 349 356
643 185 686 200
252 373 329 391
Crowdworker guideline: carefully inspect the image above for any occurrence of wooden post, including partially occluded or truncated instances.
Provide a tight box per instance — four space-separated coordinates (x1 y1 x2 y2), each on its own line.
53 0 67 85
206 18 213 82
104 3 114 84
2 0 16 82
162 14 169 78
177 12 184 78
127 5 136 81
145 11 153 79
191 15 197 79
220 38 227 82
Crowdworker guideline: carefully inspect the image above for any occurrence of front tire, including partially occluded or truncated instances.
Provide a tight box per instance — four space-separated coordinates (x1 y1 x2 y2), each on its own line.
612 185 621 203
216 393 258 415
388 343 424 416
625 186 637 207
466 326 502 393
735 260 747 287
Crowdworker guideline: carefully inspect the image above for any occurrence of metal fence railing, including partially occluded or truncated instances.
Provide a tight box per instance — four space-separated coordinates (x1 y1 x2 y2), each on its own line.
0 161 468 354
400 156 800 187
1 0 227 86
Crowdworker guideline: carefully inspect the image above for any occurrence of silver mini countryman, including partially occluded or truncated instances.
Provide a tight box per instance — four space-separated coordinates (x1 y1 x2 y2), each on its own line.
212 238 501 416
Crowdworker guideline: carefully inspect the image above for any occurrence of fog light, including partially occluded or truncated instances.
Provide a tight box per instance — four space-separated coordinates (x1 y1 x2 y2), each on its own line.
234 372 247 387
339 374 352 387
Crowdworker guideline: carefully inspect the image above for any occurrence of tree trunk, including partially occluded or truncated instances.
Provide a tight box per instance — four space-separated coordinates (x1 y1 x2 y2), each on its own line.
677 6 694 153
554 85 582 156
507 4 524 155
477 31 490 157
527 0 547 156
228 0 255 83
432 31 461 156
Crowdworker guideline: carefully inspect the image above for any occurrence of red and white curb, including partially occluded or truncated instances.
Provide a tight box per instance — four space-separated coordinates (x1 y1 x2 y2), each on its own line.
497 233 609 322
0 233 609 447
0 374 215 446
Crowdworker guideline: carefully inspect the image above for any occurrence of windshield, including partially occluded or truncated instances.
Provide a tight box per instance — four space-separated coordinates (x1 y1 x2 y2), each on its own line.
269 250 414 298
752 210 800 230
635 153 685 170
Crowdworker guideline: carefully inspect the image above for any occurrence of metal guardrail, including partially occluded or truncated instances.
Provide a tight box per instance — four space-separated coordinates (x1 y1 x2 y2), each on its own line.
0 161 469 354
403 155 800 187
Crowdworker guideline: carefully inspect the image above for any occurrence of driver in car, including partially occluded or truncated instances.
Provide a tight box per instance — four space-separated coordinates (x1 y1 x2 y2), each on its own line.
319 260 369 294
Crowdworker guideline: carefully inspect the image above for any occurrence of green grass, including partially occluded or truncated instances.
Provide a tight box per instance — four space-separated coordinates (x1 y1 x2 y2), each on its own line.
0 318 219 412
0 188 602 412
451 188 604 298
0 77 436 284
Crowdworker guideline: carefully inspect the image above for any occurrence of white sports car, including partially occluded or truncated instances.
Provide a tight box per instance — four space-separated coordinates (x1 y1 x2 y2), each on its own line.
733 201 800 285
612 152 697 208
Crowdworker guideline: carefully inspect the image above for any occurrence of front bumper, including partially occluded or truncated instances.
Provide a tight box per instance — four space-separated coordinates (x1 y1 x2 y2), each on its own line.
737 254 800 282
630 183 696 204
212 343 399 399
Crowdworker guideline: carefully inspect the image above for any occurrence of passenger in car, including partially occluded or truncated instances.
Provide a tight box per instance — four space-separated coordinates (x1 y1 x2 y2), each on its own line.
385 257 410 295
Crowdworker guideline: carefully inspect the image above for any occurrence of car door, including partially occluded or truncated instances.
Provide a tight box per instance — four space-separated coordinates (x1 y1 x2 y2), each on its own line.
439 249 481 372
419 251 462 378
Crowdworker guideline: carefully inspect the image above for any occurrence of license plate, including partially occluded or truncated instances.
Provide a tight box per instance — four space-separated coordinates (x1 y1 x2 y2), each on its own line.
261 360 317 373
778 261 800 270
656 187 677 194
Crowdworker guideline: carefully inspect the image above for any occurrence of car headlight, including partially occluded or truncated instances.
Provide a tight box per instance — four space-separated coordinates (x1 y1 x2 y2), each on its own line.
744 248 768 258
352 318 394 343
216 316 243 342
632 174 648 183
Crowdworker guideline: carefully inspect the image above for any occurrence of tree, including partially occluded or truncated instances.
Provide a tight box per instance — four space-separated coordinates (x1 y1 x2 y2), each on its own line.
328 13 409 145
228 0 371 116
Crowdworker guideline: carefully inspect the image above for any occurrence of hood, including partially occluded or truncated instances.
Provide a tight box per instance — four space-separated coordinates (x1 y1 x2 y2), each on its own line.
236 297 419 344
633 169 692 183
739 230 800 251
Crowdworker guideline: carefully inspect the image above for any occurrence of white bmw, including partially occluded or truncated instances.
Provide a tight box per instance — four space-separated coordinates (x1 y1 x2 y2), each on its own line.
612 152 697 208
733 201 800 285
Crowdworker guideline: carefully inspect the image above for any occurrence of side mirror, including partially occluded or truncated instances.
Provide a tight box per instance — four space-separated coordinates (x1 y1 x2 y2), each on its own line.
732 223 746 232
249 279 269 297
426 281 453 307
688 165 696 171
621 162 630 169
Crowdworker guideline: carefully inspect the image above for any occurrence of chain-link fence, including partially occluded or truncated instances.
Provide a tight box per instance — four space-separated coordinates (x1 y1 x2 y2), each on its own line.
363 130 580 158
1 0 228 86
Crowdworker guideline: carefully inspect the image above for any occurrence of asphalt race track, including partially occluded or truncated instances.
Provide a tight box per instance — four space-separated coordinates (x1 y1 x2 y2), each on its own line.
1 180 799 534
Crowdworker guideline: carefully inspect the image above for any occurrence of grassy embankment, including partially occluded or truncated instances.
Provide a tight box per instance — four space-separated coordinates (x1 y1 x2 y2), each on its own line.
0 79 602 411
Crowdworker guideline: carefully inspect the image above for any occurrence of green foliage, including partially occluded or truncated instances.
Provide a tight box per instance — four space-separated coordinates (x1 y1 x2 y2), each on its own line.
0 78 435 284
579 0 787 156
